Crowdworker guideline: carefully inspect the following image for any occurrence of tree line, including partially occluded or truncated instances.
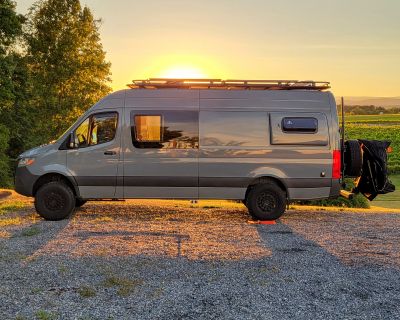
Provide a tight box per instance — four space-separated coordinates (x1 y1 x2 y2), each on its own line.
338 105 400 115
0 0 111 186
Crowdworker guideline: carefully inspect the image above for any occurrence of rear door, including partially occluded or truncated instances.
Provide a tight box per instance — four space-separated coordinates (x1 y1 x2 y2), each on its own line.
67 110 121 198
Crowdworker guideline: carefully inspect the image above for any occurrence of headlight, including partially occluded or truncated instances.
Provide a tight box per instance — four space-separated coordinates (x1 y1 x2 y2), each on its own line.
18 157 35 167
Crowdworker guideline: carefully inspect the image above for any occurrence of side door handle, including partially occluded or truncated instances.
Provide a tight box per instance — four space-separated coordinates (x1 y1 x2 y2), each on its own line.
104 150 117 155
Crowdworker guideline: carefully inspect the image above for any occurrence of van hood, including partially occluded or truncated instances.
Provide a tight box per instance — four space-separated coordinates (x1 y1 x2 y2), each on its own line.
19 142 55 159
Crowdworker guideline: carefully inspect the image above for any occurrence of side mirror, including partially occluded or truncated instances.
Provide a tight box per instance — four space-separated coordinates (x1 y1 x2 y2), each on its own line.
68 132 76 149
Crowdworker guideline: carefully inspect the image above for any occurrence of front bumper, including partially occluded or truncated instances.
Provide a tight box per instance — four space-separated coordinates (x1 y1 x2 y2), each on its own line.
14 166 39 197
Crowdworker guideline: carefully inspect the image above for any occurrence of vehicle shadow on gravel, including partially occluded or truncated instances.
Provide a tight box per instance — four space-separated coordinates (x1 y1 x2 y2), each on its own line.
2 202 400 320
253 216 400 320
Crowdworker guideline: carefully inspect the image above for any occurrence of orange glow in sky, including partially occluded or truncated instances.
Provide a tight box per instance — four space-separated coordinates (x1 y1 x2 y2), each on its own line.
16 0 400 97
158 66 208 79
138 54 222 82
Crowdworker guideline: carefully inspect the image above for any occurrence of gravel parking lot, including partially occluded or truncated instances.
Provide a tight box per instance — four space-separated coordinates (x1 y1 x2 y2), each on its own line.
0 194 399 320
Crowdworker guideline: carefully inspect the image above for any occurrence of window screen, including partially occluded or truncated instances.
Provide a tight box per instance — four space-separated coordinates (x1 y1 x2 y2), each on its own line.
282 117 317 133
131 110 198 149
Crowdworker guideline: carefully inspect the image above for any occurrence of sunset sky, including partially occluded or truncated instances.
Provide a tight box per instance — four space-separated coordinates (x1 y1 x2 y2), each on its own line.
17 0 400 97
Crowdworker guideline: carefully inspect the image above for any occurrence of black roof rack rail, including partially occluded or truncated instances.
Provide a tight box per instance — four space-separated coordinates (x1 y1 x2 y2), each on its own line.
127 78 330 90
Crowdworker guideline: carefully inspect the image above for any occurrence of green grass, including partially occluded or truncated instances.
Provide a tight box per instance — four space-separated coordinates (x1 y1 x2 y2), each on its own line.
0 201 28 216
343 123 400 174
77 285 96 298
344 114 400 124
103 276 143 297
372 174 400 209
21 226 41 237
35 310 56 320
341 114 400 173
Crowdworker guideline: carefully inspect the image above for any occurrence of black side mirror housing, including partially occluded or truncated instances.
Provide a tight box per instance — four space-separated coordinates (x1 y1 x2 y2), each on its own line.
68 132 76 149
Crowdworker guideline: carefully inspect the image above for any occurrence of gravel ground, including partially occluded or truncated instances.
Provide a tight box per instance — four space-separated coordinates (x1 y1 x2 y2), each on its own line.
0 196 399 320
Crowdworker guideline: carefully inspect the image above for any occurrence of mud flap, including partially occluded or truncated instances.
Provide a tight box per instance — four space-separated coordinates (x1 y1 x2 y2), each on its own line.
353 140 395 200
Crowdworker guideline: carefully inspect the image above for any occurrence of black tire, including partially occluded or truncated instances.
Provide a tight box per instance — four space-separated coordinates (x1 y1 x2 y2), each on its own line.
75 198 87 207
344 140 363 177
34 181 75 221
246 182 286 221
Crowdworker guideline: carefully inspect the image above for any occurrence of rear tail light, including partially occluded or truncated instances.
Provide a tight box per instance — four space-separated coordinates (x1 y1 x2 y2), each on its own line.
332 150 341 179
387 146 393 153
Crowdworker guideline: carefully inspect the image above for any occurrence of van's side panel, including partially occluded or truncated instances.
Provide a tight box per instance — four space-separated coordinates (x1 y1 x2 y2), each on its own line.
198 90 334 200
122 90 199 199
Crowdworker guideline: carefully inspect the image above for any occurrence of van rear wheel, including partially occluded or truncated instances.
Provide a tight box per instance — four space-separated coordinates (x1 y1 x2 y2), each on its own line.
246 182 286 221
34 181 75 221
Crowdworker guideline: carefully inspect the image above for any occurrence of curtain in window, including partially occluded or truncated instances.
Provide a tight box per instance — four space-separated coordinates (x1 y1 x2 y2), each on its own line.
136 116 161 141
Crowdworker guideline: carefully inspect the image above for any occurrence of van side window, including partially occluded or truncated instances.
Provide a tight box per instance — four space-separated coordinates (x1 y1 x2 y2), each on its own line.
131 110 198 149
89 113 118 145
74 118 90 148
282 117 318 133
200 111 268 147
74 112 118 148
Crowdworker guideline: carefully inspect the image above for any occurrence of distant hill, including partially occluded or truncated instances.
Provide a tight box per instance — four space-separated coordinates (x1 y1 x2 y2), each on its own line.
335 96 400 107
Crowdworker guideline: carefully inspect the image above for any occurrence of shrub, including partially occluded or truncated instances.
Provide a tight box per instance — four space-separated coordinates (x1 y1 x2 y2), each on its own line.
298 179 370 208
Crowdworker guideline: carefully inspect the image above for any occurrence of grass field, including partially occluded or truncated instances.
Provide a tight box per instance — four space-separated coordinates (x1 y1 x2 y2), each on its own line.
340 114 400 209
372 174 400 209
345 114 400 124
342 114 400 173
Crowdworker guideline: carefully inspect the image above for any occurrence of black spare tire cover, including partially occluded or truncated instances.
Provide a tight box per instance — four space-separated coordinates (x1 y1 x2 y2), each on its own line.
344 140 363 177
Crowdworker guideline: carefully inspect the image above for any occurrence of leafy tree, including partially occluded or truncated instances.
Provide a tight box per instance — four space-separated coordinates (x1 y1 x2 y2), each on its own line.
0 0 25 112
0 0 25 186
0 0 24 52
25 0 111 142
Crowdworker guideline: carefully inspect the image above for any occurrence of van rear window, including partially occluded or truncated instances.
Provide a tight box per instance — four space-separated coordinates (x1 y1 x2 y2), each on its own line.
282 117 317 133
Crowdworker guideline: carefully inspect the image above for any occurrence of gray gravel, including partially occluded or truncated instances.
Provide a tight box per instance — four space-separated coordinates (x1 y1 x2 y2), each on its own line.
0 200 399 320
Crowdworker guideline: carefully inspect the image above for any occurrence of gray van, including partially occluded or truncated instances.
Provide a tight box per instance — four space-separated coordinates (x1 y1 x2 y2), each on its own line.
14 79 392 221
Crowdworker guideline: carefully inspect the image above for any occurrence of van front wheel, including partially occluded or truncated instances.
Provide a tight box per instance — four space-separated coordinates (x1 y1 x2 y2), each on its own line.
34 181 75 221
246 182 286 221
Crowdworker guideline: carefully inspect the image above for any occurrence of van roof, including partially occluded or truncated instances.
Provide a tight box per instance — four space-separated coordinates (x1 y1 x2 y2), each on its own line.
127 78 330 91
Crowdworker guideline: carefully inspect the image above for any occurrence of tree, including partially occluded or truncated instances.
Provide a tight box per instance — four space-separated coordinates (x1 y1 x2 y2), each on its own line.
0 0 25 112
0 0 24 52
0 0 25 186
26 0 111 142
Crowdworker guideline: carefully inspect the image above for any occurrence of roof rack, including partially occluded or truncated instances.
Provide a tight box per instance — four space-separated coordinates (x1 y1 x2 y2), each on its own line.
127 78 330 90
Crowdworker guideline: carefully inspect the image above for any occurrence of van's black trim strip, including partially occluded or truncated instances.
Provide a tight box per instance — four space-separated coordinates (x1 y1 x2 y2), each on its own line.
75 176 117 186
75 176 331 188
284 178 331 188
124 176 197 187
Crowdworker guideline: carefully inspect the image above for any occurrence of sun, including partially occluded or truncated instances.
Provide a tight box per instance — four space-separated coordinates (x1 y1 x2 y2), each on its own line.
158 65 208 79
